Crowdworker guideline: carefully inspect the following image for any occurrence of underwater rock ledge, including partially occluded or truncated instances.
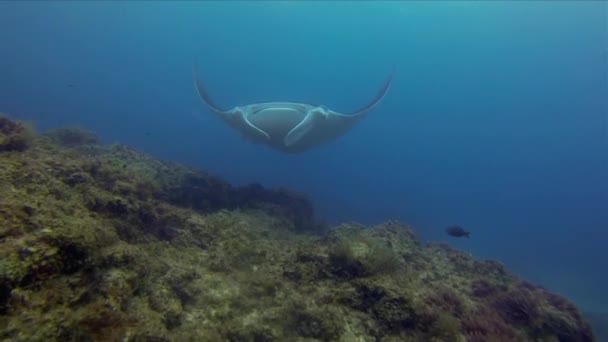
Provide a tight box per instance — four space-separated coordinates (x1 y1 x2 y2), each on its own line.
0 116 596 341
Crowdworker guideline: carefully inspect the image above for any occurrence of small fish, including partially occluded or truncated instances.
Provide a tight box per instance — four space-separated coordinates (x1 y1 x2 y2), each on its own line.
446 225 470 238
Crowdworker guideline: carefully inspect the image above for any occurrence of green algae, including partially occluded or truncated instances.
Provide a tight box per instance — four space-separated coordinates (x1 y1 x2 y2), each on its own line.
0 115 596 341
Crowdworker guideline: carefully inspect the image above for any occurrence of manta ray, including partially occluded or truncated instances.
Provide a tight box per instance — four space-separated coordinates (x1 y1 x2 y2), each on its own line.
193 66 395 153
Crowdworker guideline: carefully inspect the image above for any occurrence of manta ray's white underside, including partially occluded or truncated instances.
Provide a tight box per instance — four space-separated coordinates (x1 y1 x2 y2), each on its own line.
193 67 395 153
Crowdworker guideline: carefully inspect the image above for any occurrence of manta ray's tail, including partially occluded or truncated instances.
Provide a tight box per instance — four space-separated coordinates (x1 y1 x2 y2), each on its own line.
346 65 396 116
192 65 228 114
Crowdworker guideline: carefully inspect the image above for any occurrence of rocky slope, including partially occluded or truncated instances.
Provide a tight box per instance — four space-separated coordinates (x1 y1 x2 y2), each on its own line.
0 115 595 341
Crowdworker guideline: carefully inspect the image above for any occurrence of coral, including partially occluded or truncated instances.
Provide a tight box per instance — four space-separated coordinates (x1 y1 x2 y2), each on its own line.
0 116 596 341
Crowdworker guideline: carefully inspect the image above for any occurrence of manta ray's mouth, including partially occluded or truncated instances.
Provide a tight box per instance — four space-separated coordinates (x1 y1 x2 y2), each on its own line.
251 107 299 116
248 107 307 138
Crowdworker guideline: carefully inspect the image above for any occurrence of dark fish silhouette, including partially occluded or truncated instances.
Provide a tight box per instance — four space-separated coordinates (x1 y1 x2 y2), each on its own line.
446 225 470 238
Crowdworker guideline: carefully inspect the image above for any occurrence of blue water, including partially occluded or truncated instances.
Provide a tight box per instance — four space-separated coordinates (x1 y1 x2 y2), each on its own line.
1 1 606 316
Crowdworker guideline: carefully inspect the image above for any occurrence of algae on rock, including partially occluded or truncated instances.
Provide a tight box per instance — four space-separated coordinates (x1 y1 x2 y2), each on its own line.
0 116 596 341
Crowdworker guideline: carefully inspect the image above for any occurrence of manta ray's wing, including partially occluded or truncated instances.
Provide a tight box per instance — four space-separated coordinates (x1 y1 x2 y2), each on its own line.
344 65 396 116
284 66 396 148
193 67 270 140
193 66 234 115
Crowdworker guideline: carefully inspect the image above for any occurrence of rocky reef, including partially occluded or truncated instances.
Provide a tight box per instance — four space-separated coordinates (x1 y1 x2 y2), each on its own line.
0 115 596 341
